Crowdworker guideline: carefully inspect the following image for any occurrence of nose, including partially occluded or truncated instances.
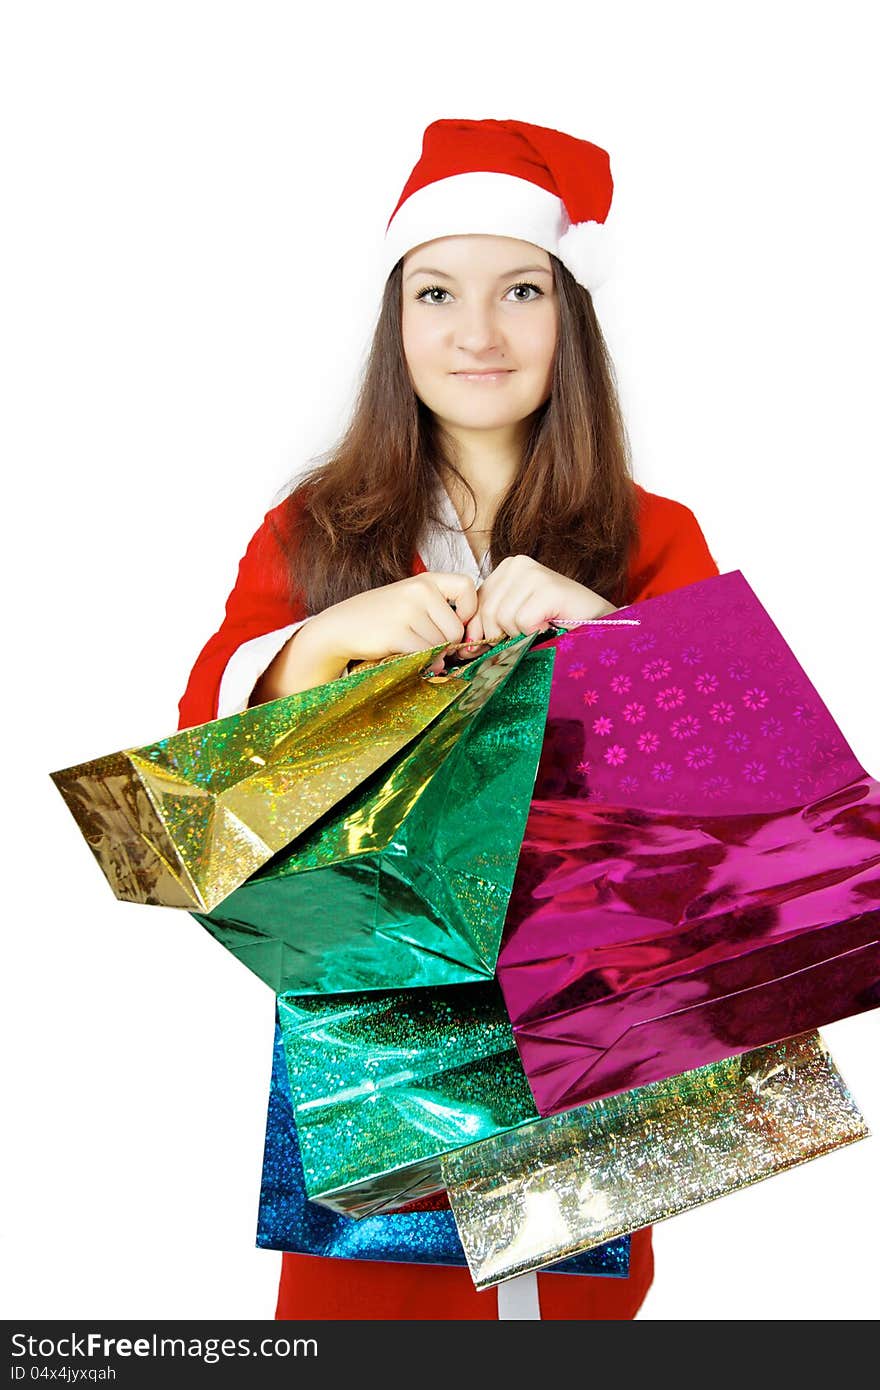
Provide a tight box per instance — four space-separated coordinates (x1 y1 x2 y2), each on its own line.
453 299 504 356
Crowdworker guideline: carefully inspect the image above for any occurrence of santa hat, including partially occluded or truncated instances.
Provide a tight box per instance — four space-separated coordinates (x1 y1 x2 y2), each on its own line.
383 118 615 294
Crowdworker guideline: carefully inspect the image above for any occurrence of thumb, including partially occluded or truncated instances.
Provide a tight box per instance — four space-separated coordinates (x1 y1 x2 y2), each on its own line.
426 571 480 624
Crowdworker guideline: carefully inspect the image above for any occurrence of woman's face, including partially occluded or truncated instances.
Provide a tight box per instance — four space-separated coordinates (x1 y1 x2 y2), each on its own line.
400 234 559 433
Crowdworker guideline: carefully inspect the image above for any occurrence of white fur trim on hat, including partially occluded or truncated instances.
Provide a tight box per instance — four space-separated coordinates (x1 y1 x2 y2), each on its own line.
384 170 614 293
384 171 566 279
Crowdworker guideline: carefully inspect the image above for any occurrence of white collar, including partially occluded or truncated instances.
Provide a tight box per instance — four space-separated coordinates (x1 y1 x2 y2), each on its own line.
418 476 493 587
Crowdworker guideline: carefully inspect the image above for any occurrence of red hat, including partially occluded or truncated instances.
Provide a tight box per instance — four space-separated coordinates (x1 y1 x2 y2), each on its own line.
383 118 615 293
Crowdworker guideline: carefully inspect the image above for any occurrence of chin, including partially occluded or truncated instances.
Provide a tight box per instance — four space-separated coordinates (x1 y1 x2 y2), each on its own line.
437 391 536 422
448 410 526 430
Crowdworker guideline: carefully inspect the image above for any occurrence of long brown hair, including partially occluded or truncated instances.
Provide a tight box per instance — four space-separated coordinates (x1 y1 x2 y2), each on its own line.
270 253 639 611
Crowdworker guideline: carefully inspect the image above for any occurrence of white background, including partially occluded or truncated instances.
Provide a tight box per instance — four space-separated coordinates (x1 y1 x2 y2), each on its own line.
2 0 877 1321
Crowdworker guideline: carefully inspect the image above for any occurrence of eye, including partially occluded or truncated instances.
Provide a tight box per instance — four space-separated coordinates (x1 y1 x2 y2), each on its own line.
413 281 545 305
415 285 453 304
505 282 544 302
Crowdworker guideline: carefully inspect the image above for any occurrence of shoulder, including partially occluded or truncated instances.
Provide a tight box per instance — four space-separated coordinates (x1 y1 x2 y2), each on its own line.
632 480 703 533
626 482 720 603
234 490 306 586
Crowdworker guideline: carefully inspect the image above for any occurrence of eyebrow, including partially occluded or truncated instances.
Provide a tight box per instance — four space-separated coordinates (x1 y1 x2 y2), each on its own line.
404 264 553 282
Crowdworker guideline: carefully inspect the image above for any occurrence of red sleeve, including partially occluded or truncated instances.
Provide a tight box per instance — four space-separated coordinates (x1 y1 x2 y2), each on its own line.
625 485 720 603
176 499 307 731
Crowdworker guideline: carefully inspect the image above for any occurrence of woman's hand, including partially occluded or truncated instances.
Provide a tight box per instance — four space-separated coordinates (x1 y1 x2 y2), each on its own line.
252 572 482 702
309 571 480 668
462 556 616 645
249 560 615 706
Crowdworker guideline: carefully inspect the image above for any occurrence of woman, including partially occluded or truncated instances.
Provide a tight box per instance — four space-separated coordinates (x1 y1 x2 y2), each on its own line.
178 118 720 1320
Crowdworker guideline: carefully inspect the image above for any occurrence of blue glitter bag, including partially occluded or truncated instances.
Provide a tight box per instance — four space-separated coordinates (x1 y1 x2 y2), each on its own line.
257 1020 631 1278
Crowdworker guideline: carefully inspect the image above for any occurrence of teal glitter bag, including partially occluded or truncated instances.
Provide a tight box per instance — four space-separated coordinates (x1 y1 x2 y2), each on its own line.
193 640 554 995
258 1016 632 1280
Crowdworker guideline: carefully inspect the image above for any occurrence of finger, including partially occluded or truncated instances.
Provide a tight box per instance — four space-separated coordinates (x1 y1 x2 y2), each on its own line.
425 572 480 625
476 573 520 644
410 617 455 651
456 638 491 661
494 588 541 638
512 595 556 635
462 610 485 645
494 573 566 640
393 620 452 655
421 589 467 645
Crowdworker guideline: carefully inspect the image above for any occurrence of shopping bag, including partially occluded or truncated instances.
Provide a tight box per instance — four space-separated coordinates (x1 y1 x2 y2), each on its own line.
442 1030 869 1289
276 972 868 1272
258 1017 631 1278
191 640 554 993
498 569 880 1115
275 981 539 1216
50 642 478 911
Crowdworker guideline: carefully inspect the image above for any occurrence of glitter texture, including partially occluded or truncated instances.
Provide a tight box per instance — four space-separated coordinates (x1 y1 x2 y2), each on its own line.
50 643 480 911
258 1019 631 1279
192 643 554 993
277 981 541 1216
441 1031 870 1289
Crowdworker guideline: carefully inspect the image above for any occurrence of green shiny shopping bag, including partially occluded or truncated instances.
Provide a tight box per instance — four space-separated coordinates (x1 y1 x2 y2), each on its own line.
277 980 541 1217
191 636 555 995
277 981 868 1247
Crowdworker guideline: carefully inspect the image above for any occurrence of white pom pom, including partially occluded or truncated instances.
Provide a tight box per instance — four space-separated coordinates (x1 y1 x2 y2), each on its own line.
557 210 617 293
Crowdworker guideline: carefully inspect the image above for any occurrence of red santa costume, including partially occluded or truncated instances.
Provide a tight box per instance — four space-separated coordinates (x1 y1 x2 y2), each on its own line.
177 118 721 1320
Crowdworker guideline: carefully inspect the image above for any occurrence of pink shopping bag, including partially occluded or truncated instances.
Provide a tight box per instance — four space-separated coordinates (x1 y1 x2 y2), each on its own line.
497 570 880 1116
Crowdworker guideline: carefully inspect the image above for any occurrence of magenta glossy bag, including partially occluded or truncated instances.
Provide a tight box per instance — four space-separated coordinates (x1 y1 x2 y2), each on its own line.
497 570 880 1116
